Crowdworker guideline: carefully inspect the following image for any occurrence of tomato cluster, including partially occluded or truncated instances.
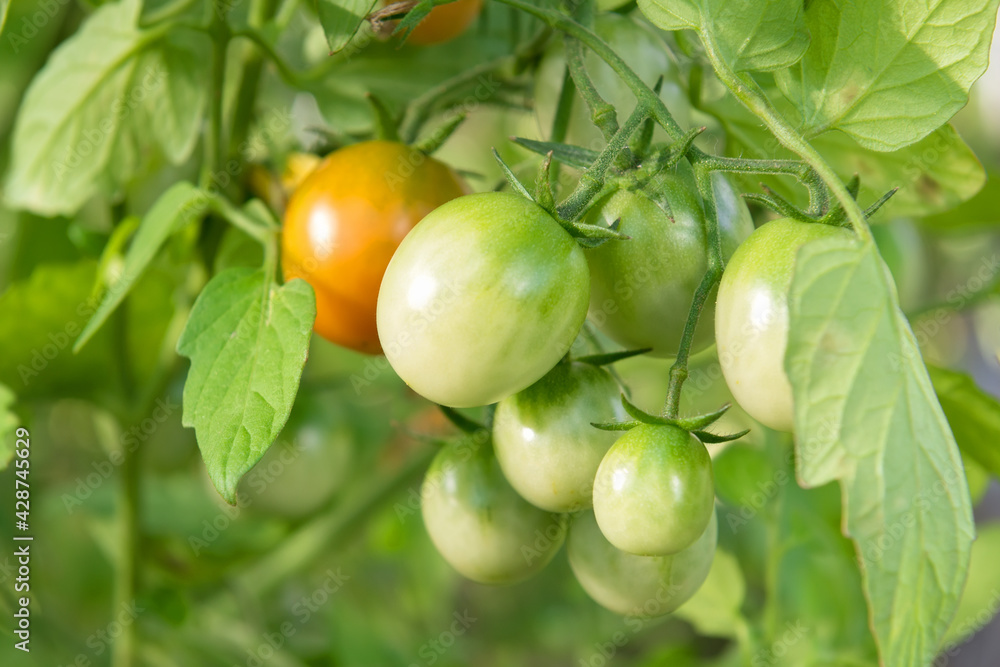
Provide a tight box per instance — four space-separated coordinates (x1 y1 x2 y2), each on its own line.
278 11 852 615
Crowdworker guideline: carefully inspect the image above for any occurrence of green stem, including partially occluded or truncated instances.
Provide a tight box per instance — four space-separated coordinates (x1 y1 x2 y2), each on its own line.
139 0 200 27
557 104 644 220
225 448 435 599
663 163 724 418
227 0 280 160
200 5 230 191
698 38 871 241
399 55 513 144
231 28 304 89
209 194 276 243
109 307 138 667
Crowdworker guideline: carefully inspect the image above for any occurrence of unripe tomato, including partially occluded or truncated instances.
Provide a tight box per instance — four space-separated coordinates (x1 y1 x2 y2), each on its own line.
407 0 482 46
281 140 467 354
715 218 853 432
421 437 566 584
593 423 715 555
568 509 717 617
493 361 626 513
585 161 753 357
376 192 590 408
534 13 690 151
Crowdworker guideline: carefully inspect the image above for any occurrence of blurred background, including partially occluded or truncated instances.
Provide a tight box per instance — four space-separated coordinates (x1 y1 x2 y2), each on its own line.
0 2 999 666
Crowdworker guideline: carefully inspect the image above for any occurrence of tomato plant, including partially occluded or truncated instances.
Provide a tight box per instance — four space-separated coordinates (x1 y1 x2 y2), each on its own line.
2 0 999 665
376 191 590 408
282 140 467 354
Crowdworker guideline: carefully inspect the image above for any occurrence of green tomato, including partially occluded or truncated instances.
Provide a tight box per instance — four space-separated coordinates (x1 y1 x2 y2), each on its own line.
592 423 715 555
585 161 753 357
715 218 853 432
377 192 590 407
534 13 690 152
493 361 626 513
421 437 566 584
568 509 717 617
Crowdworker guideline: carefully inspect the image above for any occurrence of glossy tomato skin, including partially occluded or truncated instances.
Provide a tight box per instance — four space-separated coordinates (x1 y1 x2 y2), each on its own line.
407 0 482 45
282 140 467 355
586 160 753 357
493 361 626 513
715 218 853 432
535 13 690 151
421 437 566 585
593 423 714 556
377 192 590 408
568 509 717 617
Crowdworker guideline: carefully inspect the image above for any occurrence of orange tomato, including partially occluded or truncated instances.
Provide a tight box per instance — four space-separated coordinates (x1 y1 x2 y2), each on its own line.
281 141 467 354
406 0 482 46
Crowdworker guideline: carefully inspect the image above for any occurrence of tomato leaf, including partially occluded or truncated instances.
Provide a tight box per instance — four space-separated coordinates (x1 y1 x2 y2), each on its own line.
774 0 1000 152
927 365 1000 479
785 238 974 666
0 384 17 470
921 170 1000 229
3 0 207 216
637 0 809 73
316 0 379 53
510 137 599 170
703 92 986 219
943 523 1000 647
75 182 204 352
176 269 316 504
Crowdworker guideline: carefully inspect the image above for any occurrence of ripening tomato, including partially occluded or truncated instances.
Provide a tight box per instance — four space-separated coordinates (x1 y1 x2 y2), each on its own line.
585 160 753 357
421 437 566 584
715 218 853 432
592 423 715 555
568 509 717 617
493 361 626 513
376 192 590 408
281 141 467 354
405 0 482 46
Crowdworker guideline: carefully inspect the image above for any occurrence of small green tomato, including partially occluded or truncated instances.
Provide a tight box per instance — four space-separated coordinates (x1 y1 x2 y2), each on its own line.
592 423 715 556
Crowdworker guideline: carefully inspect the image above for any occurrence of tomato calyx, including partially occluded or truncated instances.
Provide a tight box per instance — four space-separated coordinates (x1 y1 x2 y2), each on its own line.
491 148 630 248
591 395 748 444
